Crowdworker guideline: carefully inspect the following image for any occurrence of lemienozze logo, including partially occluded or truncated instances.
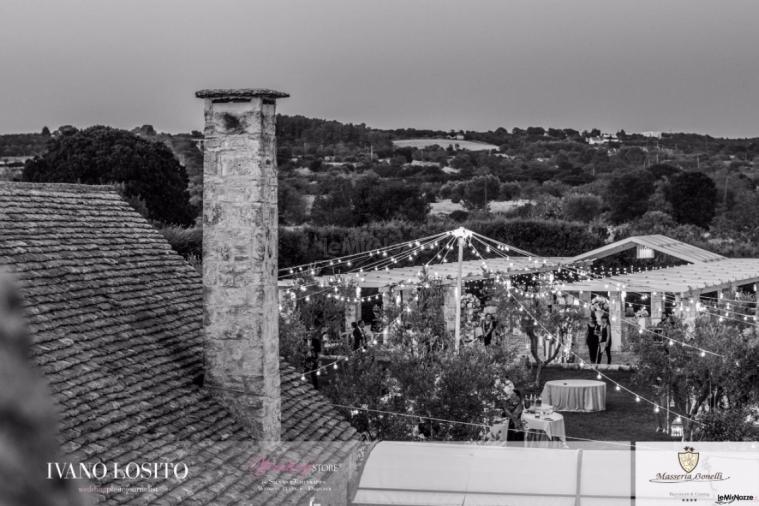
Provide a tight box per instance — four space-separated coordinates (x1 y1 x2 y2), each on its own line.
715 493 757 504
649 446 730 484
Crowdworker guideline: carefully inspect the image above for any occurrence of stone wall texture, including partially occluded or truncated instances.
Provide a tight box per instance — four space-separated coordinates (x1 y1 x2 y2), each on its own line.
200 93 282 441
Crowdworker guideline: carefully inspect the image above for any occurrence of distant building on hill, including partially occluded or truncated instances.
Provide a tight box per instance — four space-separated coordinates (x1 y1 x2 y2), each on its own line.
0 155 30 181
639 131 663 139
587 133 619 145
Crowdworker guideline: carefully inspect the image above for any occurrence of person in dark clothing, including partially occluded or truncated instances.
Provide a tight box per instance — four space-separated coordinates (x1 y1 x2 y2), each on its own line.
481 314 497 346
599 315 612 364
586 320 600 364
306 327 324 389
351 321 365 351
503 389 525 442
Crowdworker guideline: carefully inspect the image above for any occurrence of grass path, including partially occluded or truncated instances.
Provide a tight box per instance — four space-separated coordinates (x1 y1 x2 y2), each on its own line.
522 367 674 442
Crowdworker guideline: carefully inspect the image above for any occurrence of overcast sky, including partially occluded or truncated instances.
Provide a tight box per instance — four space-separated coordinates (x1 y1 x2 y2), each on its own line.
1 0 758 137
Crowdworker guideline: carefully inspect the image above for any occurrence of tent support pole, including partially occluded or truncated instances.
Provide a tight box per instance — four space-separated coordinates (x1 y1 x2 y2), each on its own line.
454 236 464 352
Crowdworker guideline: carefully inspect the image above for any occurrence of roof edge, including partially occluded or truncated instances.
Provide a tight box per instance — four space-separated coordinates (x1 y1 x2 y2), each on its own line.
0 182 118 193
570 235 725 263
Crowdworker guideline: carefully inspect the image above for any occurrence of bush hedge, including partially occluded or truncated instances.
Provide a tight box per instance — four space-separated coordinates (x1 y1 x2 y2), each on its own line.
162 218 607 269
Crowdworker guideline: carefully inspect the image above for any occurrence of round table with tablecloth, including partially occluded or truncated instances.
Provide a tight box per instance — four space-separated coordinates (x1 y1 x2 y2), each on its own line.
541 379 606 412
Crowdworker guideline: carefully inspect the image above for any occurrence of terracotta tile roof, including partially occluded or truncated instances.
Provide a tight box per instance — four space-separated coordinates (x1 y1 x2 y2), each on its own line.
0 182 357 504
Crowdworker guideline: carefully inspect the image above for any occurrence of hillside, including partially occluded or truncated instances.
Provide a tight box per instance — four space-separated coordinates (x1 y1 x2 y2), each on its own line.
392 138 499 151
5 117 759 257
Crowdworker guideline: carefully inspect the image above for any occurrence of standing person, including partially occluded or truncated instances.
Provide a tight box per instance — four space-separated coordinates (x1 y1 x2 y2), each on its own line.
358 320 371 346
351 321 365 351
306 325 324 389
502 389 525 442
481 313 497 346
599 315 612 364
586 319 599 364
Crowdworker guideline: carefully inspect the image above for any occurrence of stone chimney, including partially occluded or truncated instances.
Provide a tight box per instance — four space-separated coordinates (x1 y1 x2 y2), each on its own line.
196 88 288 441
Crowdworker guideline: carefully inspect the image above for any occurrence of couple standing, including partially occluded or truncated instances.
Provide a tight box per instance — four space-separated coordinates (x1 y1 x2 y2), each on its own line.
586 315 612 364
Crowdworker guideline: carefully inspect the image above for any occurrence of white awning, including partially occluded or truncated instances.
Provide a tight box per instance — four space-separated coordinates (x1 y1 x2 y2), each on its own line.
352 441 631 506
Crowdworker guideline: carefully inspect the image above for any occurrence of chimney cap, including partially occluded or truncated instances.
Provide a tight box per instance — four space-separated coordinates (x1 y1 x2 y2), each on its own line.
195 88 289 101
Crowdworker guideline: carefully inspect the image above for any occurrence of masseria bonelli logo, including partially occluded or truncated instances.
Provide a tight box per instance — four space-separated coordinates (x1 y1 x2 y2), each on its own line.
649 446 730 484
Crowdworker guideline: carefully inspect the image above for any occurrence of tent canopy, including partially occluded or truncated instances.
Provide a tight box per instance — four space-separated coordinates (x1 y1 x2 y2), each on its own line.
280 257 569 290
560 258 759 296
570 234 725 264
353 441 631 506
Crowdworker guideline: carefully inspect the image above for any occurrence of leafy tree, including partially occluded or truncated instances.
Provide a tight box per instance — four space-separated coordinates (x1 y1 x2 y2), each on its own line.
664 172 717 227
41 126 51 137
308 159 323 172
132 124 157 137
631 316 759 441
498 182 521 200
448 210 469 222
539 180 568 197
316 279 528 441
547 128 566 139
647 163 681 180
495 282 585 385
526 126 545 137
278 180 307 225
461 175 501 210
23 126 195 225
712 186 759 233
606 170 656 223
561 193 603 222
354 177 430 223
630 210 677 234
557 162 594 186
310 178 356 226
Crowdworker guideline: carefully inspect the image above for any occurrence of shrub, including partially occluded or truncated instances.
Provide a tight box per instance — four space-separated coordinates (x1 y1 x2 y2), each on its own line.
160 225 202 259
699 408 754 441
498 182 521 200
449 210 469 222
561 193 603 222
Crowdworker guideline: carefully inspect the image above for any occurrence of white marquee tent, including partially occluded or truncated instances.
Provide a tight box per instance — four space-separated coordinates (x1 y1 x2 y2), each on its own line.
352 442 632 506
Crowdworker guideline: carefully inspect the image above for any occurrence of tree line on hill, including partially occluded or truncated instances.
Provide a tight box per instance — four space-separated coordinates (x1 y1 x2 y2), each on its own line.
7 114 759 262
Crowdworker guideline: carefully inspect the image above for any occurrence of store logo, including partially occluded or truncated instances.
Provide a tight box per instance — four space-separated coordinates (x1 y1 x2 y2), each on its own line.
678 446 699 473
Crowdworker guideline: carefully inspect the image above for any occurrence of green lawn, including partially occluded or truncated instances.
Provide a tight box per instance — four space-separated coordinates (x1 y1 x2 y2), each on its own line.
520 367 675 442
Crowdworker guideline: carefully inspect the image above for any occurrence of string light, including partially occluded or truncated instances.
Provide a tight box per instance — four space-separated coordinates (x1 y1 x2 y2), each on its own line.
286 227 716 431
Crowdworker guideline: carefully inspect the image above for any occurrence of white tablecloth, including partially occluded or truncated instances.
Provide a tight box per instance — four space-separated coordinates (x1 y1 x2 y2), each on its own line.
521 412 566 441
541 379 606 412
